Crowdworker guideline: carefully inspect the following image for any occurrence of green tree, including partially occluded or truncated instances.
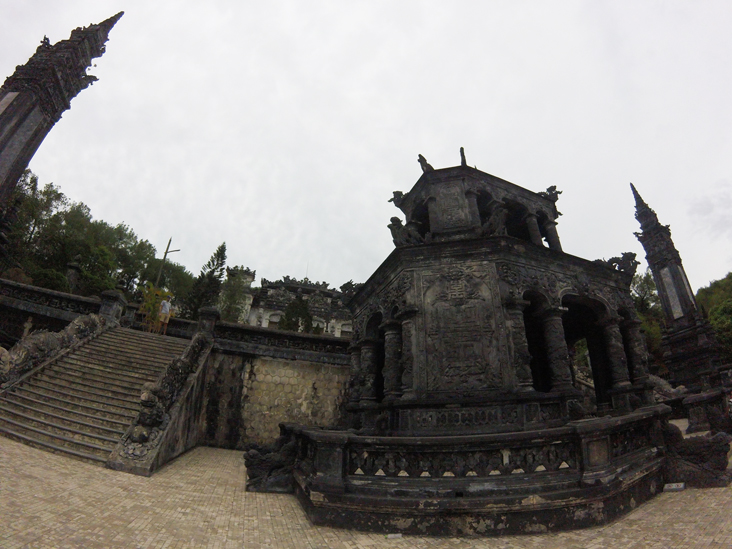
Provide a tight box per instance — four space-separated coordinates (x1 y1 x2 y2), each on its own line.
708 299 732 363
219 266 254 323
179 243 227 320
697 272 732 316
3 170 164 299
279 296 314 333
631 268 665 373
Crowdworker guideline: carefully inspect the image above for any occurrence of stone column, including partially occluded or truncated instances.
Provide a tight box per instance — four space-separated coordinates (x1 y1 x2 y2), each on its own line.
347 343 362 403
542 220 563 251
524 213 544 247
538 306 574 391
397 308 418 400
602 317 632 388
380 320 403 401
622 317 650 383
505 298 534 391
359 339 379 402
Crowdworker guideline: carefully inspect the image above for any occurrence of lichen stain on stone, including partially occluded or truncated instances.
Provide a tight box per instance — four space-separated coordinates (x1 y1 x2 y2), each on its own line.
390 517 414 530
521 494 547 506
524 522 548 533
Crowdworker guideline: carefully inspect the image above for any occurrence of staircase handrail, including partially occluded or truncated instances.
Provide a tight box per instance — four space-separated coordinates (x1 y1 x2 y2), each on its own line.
0 314 114 393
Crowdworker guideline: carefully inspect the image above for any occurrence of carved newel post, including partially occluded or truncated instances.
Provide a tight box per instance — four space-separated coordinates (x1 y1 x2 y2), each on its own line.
99 290 126 322
381 320 403 401
505 298 534 391
359 339 379 403
538 306 574 391
348 343 362 403
197 306 220 335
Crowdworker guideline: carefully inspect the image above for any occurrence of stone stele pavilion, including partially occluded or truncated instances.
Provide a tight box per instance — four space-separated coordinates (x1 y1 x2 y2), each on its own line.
262 151 672 536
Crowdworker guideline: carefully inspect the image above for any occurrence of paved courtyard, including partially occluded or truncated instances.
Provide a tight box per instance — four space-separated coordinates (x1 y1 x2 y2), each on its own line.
1 437 731 549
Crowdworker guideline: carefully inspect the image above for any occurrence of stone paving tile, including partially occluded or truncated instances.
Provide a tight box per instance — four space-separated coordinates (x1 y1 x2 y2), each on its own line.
1 436 731 548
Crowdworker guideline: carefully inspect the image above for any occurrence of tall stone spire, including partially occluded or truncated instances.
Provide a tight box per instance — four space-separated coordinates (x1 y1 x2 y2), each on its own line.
631 183 719 391
0 12 123 207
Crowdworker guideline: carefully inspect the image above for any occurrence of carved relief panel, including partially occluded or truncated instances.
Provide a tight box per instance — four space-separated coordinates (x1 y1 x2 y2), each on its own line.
431 180 472 233
418 264 506 391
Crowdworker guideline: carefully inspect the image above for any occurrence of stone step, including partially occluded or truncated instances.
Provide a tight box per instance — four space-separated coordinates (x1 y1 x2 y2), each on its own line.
32 375 142 406
0 402 125 440
70 347 175 370
85 332 188 356
18 383 139 415
0 325 188 467
4 392 131 429
44 367 148 395
0 410 120 447
0 415 114 461
0 424 108 465
56 359 160 385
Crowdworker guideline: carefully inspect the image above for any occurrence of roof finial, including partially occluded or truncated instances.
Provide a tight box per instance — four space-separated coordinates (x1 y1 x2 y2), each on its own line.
460 147 467 167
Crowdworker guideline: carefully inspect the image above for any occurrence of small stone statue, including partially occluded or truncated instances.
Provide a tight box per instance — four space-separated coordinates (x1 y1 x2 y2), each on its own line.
481 203 508 236
605 252 640 276
388 191 405 208
460 147 467 167
388 217 424 247
417 154 434 173
538 185 562 203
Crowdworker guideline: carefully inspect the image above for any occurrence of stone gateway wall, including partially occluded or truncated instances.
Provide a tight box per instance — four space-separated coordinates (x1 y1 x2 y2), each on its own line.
203 352 349 448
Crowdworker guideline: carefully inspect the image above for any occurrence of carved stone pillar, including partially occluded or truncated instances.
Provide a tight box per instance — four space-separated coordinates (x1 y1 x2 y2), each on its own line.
397 308 418 400
538 306 574 391
99 290 126 322
542 220 562 251
359 339 379 402
348 343 362 403
602 317 632 388
381 320 403 401
622 317 650 384
524 213 544 247
505 298 534 391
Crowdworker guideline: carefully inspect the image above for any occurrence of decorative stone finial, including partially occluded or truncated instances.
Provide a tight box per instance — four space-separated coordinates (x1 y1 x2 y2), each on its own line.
417 154 434 173
460 147 467 167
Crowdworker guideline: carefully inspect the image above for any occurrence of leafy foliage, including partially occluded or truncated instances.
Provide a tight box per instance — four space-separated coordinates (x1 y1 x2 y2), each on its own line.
697 272 732 316
2 170 178 298
219 266 254 323
708 299 732 363
138 282 172 333
631 268 665 373
278 296 314 333
179 243 227 320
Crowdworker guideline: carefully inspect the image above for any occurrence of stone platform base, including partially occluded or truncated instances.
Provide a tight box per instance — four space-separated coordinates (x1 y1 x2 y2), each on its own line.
287 405 671 536
295 462 664 536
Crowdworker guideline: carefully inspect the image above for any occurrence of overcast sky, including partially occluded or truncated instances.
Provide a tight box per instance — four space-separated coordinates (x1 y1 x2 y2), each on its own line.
1 1 731 292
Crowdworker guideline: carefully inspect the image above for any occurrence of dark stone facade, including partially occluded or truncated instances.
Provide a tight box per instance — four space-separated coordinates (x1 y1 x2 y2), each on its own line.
278 155 673 535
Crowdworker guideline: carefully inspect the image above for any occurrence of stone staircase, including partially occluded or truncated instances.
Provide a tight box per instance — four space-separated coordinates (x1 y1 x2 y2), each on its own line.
0 327 189 465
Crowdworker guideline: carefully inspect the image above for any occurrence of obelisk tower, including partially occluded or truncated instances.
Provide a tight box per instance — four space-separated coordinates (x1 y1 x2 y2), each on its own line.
631 183 720 390
0 12 123 208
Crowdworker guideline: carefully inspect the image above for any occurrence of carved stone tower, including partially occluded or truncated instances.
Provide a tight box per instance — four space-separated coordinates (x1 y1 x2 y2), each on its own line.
0 12 123 208
632 183 720 390
279 153 671 535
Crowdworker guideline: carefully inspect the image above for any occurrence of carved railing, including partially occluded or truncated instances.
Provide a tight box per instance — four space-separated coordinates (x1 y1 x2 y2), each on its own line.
0 278 100 317
1 314 111 389
213 321 349 364
108 332 214 475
